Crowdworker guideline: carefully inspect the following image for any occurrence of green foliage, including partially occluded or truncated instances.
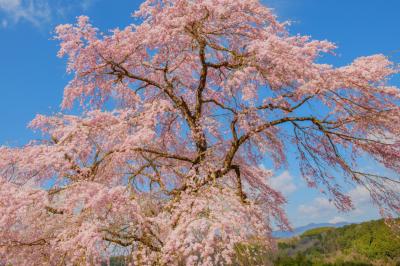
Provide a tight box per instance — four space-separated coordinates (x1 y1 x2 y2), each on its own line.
301 227 334 238
233 240 271 266
273 219 400 266
274 253 314 265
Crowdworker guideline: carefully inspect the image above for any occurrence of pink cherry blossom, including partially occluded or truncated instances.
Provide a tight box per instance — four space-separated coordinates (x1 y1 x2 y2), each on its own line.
1 0 399 265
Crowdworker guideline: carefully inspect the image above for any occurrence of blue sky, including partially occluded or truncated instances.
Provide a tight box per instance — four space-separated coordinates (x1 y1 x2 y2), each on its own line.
0 0 399 227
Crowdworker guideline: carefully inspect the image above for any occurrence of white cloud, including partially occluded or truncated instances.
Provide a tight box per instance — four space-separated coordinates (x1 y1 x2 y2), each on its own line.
270 171 297 195
296 185 381 226
0 0 95 28
80 0 94 10
348 186 371 207
1 18 7 27
298 197 336 219
0 0 21 9
0 0 51 27
329 216 347 224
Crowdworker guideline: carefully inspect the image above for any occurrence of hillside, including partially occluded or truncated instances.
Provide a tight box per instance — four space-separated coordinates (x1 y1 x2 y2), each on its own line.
272 222 349 239
272 219 400 266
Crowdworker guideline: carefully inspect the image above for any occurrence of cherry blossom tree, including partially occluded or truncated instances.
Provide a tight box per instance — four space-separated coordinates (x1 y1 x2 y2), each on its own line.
1 0 399 265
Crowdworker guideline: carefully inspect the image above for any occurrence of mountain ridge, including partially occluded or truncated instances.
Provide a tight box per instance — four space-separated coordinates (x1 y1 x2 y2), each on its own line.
272 221 350 238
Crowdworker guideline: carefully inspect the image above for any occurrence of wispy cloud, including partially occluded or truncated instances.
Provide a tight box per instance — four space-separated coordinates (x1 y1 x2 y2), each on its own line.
0 0 51 27
80 0 94 10
0 0 95 28
296 185 380 225
298 197 336 220
270 171 297 196
1 18 7 27
329 216 347 224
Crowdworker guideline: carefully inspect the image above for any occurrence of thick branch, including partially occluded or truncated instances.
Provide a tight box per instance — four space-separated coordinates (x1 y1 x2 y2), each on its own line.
103 228 161 252
256 95 315 113
195 40 208 121
231 165 246 202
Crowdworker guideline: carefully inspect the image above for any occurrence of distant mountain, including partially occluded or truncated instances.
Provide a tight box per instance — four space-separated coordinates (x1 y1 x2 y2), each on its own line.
272 221 349 238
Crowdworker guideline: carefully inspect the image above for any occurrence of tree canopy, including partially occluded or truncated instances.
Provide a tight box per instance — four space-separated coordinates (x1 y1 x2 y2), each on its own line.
0 0 399 265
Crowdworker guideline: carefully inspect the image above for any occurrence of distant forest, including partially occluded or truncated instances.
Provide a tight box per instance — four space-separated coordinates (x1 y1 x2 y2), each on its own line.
270 219 400 266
